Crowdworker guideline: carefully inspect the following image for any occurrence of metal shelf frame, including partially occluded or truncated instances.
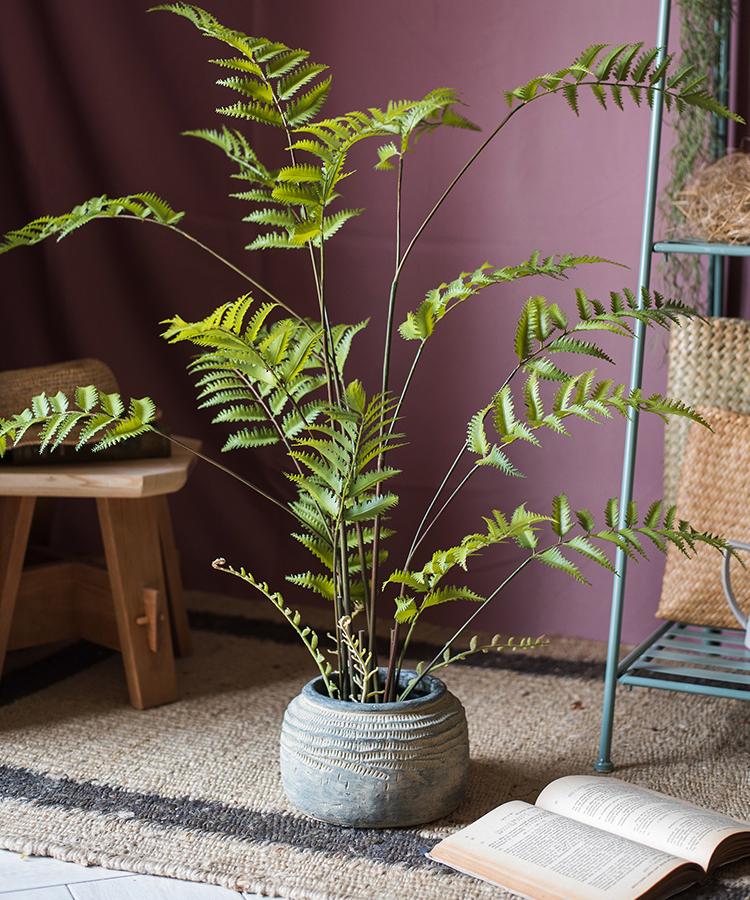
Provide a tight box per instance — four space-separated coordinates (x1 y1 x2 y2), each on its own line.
595 0 743 772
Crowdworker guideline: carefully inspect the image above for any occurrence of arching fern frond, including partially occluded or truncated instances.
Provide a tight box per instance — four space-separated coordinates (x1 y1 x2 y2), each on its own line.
0 388 157 456
0 194 184 254
369 88 480 161
161 294 367 452
386 505 548 624
483 376 709 451
504 42 744 122
398 252 614 342
150 3 332 128
538 494 735 584
241 91 477 249
183 127 277 189
466 286 707 468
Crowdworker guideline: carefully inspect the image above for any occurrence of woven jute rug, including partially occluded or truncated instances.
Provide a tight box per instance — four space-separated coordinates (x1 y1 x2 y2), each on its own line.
1 592 749 899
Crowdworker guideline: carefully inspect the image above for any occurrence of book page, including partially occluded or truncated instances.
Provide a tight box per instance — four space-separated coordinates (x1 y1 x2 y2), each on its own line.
537 776 748 870
428 801 692 900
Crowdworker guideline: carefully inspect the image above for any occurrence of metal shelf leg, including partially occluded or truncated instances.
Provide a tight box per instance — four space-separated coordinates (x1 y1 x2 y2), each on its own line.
595 0 672 773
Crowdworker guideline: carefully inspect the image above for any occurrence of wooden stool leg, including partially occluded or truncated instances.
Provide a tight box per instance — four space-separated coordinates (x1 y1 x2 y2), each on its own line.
0 497 35 675
156 496 192 658
97 497 177 709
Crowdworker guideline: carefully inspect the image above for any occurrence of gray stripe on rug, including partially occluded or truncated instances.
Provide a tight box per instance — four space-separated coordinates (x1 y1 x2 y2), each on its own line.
0 764 439 869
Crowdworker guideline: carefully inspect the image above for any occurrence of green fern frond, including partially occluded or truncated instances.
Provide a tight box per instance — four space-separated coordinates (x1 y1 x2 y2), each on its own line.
388 505 548 599
536 546 588 584
0 388 158 456
184 126 277 187
286 571 336 600
504 42 743 124
162 295 366 456
0 193 184 254
151 3 332 129
398 253 613 342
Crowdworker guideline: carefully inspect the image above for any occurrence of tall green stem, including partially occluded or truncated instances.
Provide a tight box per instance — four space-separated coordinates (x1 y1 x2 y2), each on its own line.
154 430 295 522
374 155 405 699
339 523 355 689
389 342 424 436
403 356 532 565
398 555 534 701
124 217 300 320
410 465 480 559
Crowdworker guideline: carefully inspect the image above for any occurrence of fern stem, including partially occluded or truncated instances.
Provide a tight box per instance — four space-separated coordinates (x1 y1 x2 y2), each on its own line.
398 555 534 701
339 523 355 689
395 109 520 279
394 615 419 682
313 242 336 409
389 342 424 436
393 467 480 684
330 528 347 697
405 444 466 568
152 430 298 523
375 155 405 701
123 217 301 321
358 524 376 667
410 465 480 560
383 156 405 388
383 626 399 703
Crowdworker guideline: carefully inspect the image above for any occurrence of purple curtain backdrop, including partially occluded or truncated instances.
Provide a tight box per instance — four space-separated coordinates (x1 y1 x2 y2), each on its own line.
1 0 747 643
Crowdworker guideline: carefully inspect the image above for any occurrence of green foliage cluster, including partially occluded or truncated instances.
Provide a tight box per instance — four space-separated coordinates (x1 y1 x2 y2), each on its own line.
0 4 741 703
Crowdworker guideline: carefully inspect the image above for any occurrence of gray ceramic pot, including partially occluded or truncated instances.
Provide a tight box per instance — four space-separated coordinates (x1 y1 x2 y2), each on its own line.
280 668 469 828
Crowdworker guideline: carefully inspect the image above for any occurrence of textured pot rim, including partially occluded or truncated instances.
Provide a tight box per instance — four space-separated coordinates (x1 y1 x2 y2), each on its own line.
301 667 446 712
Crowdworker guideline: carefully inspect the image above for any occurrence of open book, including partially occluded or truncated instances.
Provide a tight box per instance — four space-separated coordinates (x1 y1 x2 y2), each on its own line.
428 776 750 899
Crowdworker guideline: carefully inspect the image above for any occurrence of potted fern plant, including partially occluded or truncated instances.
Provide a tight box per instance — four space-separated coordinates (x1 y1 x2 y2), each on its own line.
0 4 739 828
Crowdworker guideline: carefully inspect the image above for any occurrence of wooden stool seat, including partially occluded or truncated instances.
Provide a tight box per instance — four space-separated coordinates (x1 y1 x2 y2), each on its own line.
0 439 199 709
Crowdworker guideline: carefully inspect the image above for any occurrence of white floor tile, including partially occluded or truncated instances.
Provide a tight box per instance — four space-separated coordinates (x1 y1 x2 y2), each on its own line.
0 887 71 900
0 850 273 898
0 888 72 900
0 851 128 891
68 874 245 899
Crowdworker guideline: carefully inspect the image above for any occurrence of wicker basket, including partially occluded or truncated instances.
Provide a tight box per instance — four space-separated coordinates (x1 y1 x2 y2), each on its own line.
658 406 750 628
663 317 750 508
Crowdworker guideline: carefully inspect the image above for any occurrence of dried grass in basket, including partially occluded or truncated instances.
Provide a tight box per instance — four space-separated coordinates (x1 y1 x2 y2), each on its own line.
664 317 750 508
658 406 750 629
674 152 750 244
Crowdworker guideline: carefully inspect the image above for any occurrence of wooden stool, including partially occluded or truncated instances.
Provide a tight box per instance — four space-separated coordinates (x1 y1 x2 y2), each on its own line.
0 439 198 709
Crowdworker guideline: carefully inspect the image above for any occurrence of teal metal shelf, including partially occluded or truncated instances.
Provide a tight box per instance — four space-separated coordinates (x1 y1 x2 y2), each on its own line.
618 621 750 702
595 0 744 773
653 240 750 257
